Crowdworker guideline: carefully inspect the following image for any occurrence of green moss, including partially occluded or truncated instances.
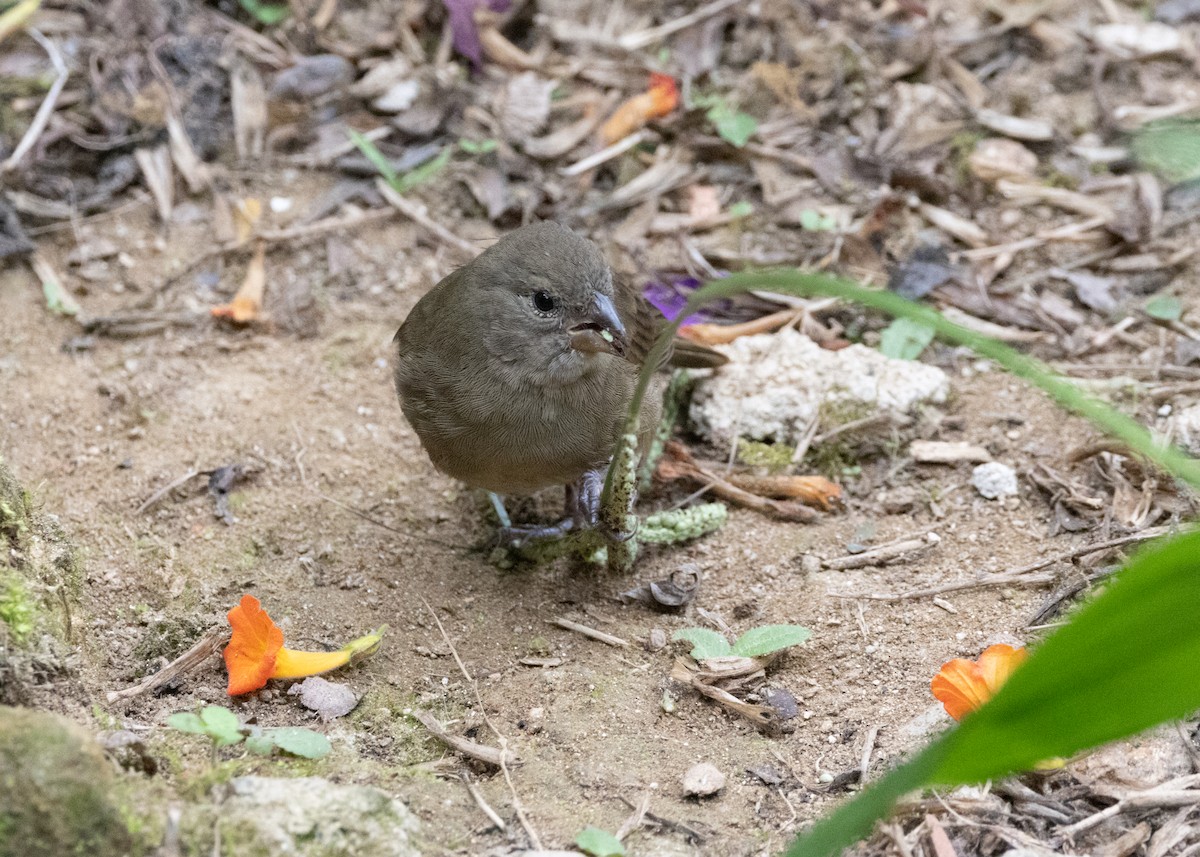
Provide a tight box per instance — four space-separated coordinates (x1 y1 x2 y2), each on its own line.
131 616 209 677
0 706 152 857
0 576 35 643
736 439 795 473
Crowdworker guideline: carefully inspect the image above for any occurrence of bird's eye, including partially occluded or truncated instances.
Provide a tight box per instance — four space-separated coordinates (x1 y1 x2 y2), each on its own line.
532 290 557 313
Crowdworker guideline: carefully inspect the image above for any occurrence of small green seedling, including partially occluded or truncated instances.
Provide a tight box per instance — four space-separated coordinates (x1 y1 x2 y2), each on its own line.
237 0 289 25
1144 294 1183 322
349 130 451 195
168 705 331 760
691 92 758 148
673 624 811 660
575 826 625 857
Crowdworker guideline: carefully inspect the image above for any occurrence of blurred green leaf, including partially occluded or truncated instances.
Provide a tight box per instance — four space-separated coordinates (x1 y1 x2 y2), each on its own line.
732 624 811 657
672 627 731 659
879 317 936 360
166 712 206 734
200 705 243 746
1145 294 1184 321
459 138 498 155
691 91 757 147
798 209 838 231
350 131 451 195
788 528 1200 856
348 130 399 186
269 727 332 759
237 0 289 25
394 147 451 193
728 201 754 219
1132 120 1200 184
575 827 625 857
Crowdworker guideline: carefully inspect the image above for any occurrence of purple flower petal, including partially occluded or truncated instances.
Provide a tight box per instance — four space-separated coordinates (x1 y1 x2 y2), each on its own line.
442 0 512 71
643 274 725 325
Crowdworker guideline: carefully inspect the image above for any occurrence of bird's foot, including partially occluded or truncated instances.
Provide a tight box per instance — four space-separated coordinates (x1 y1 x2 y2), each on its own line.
494 518 575 551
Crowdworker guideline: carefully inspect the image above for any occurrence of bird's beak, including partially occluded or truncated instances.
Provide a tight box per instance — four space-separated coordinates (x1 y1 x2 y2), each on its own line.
568 292 627 357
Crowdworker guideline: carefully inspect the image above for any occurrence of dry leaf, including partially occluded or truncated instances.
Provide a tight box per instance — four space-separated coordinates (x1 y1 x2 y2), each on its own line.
212 241 266 323
969 138 1038 183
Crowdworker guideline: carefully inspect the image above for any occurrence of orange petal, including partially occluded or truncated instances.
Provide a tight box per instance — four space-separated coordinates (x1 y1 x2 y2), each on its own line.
978 644 1027 695
599 74 679 144
931 658 991 721
223 594 284 696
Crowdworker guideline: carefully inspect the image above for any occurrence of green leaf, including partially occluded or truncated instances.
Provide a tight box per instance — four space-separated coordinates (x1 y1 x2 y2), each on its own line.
788 528 1200 856
798 209 839 231
575 826 626 857
731 624 812 657
1145 294 1183 321
728 201 753 219
1132 120 1200 183
710 105 757 147
394 147 451 194
237 0 289 25
244 729 275 756
268 727 332 759
200 705 243 746
671 627 731 659
459 138 498 155
879 317 936 360
348 130 399 187
166 712 206 734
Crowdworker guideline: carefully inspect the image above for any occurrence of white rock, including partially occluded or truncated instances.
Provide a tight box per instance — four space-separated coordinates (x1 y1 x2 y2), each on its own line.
1168 403 1200 455
689 329 949 445
372 79 420 113
681 762 725 797
195 776 420 856
971 461 1018 499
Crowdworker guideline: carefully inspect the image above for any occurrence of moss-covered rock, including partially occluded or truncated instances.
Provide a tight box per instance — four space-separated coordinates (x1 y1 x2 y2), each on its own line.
182 776 422 857
0 457 82 705
0 706 137 857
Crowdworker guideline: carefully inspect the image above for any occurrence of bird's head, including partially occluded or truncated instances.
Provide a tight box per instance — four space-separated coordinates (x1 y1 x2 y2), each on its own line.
470 223 629 379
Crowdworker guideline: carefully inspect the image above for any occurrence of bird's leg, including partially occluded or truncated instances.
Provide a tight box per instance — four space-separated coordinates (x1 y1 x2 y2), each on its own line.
489 492 574 550
565 468 605 529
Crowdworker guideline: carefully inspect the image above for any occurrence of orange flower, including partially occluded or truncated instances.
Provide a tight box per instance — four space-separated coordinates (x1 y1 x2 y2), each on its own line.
931 643 1027 721
223 594 384 696
599 73 679 144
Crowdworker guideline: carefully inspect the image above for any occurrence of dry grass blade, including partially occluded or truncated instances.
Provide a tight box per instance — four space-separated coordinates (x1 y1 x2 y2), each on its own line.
375 178 479 259
412 710 510 767
551 617 629 647
1 28 68 175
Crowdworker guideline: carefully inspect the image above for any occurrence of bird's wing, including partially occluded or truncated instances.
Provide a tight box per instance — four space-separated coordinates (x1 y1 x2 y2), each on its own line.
617 279 727 371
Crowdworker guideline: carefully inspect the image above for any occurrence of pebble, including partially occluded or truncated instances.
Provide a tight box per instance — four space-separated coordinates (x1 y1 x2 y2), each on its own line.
970 461 1018 500
681 762 725 797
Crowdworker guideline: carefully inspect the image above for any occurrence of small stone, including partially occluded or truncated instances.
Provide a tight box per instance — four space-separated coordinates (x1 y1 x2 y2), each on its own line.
646 628 668 651
682 762 726 797
971 461 1019 500
798 554 822 575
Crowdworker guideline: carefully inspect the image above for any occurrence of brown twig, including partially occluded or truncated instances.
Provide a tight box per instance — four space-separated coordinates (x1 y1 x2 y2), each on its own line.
656 442 819 522
2 29 68 174
375 179 479 259
423 600 541 849
461 772 506 832
106 626 227 702
822 533 940 571
551 617 629 648
136 468 204 515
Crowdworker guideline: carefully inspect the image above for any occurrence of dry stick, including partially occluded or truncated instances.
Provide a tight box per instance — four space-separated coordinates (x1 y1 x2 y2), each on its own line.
461 772 507 832
423 600 543 850
551 617 629 648
618 794 707 843
615 791 651 841
106 626 228 702
840 527 1169 601
618 0 741 48
560 130 646 177
1 29 68 174
375 179 479 259
136 468 204 515
1060 774 1200 837
822 533 940 571
859 725 880 779
411 711 508 767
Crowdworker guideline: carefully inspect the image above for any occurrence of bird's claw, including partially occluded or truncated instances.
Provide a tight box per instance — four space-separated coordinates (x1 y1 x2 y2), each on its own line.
494 518 574 551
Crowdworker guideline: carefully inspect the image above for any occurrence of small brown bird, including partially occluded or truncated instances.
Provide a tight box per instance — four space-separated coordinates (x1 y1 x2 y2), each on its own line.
393 221 723 540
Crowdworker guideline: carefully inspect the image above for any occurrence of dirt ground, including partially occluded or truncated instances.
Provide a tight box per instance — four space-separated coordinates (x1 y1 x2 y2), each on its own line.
4 174 1187 855
5 0 1200 854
